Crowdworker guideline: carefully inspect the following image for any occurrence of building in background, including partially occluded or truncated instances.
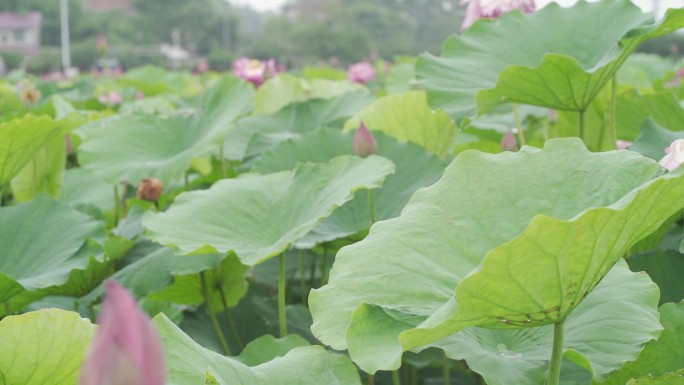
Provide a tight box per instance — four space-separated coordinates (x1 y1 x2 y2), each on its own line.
0 12 43 56
81 0 133 13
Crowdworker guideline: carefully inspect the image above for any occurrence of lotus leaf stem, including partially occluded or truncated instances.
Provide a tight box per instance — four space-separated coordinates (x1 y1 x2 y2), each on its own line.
368 190 376 225
513 103 526 146
392 369 401 385
278 253 288 337
216 272 244 350
200 271 232 355
546 321 565 385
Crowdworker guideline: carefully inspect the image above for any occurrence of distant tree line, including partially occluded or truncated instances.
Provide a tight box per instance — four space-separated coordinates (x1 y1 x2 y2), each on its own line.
1 0 680 72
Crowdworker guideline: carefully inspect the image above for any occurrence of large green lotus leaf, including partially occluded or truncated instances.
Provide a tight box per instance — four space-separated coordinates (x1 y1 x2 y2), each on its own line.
236 334 310 366
308 79 365 100
627 371 684 385
255 74 365 116
144 156 395 265
0 309 96 385
618 54 676 90
432 262 661 385
616 91 684 141
554 84 618 152
343 91 458 158
59 168 114 213
154 314 361 385
118 65 201 96
628 250 684 305
148 253 249 313
629 120 684 162
1 239 112 316
0 115 67 187
234 90 374 163
10 134 66 202
78 76 254 184
78 241 225 306
254 129 448 245
254 74 308 115
416 0 684 122
0 194 103 303
310 138 684 373
599 303 684 385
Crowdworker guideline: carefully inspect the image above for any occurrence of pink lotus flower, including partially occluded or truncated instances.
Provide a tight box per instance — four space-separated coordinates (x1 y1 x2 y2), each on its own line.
348 62 376 84
659 139 684 171
461 0 536 31
353 121 378 157
616 140 632 150
98 91 122 105
80 281 166 385
232 57 279 86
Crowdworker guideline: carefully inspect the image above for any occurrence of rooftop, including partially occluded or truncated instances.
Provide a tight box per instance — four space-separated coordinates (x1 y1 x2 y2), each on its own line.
0 12 42 30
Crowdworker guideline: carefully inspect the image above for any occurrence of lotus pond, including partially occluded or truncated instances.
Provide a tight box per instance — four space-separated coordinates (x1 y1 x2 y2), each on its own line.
2 1 684 384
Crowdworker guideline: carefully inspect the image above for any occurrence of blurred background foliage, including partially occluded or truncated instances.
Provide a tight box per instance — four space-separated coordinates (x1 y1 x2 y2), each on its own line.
1 0 683 73
0 0 473 71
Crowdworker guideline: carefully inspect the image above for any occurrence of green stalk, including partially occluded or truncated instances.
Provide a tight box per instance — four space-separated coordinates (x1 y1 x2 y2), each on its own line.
113 184 120 226
367 375 375 385
513 103 526 146
579 109 587 145
409 366 418 385
309 253 318 289
184 171 189 190
278 253 288 337
392 370 401 385
546 321 565 385
88 303 96 323
443 353 451 385
299 250 307 304
200 272 231 355
31 157 37 197
608 75 618 149
368 190 376 225
320 243 329 286
218 285 244 350
219 145 227 178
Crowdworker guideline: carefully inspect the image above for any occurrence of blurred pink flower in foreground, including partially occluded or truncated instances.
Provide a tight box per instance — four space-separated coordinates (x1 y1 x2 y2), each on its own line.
460 0 536 30
232 57 279 86
659 139 684 171
80 281 166 385
353 121 377 157
348 62 376 84
616 140 632 150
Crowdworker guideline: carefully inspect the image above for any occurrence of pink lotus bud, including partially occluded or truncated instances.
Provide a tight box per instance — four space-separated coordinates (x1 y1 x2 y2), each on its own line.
66 134 73 155
79 281 166 385
659 139 684 171
353 121 377 157
347 62 376 84
616 140 632 150
461 0 536 31
501 130 518 151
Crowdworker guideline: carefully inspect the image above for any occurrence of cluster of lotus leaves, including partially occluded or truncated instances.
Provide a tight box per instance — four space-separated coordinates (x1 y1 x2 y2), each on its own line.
310 138 684 384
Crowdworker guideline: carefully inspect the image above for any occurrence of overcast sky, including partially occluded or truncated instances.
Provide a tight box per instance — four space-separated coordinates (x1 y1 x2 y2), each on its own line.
233 0 683 15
